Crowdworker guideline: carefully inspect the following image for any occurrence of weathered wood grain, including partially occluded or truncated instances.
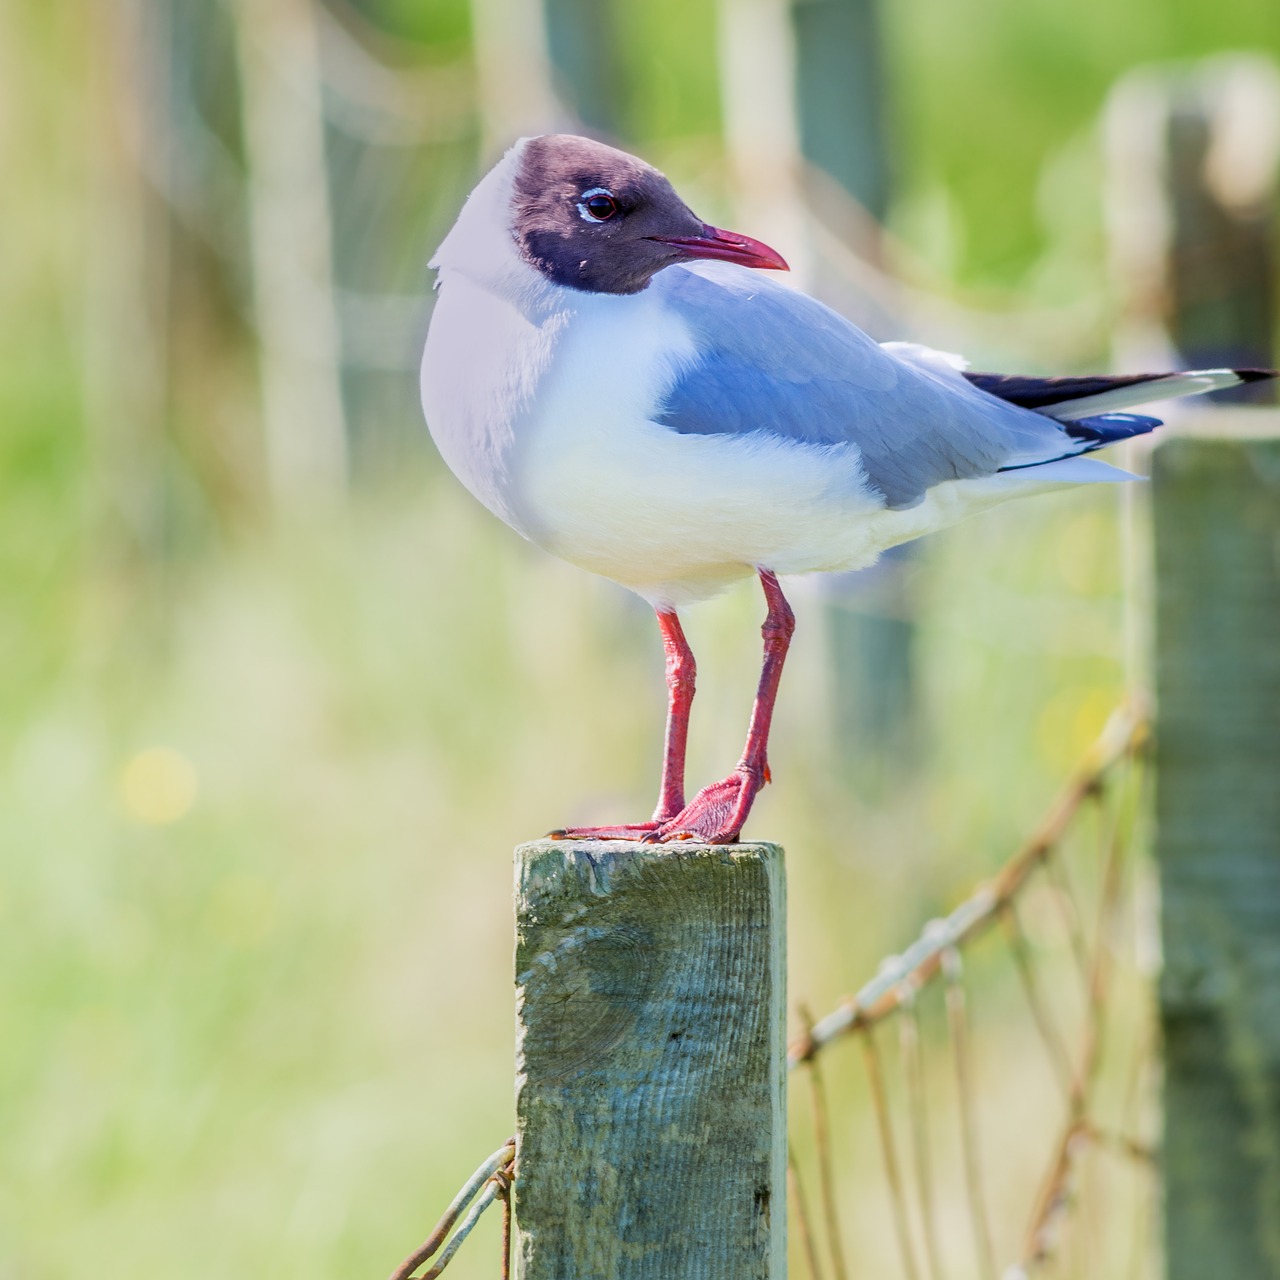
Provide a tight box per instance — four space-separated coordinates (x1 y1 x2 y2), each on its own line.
1154 432 1280 1278
513 840 787 1280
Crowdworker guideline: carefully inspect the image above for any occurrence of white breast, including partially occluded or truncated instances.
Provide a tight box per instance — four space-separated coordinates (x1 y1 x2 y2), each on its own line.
510 286 892 604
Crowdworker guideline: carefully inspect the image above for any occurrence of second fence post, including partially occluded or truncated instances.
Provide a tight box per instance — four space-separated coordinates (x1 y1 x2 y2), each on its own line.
1154 428 1280 1278
512 839 787 1279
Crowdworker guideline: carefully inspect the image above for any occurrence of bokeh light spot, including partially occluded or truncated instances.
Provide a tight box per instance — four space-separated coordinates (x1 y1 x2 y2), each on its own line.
120 748 198 825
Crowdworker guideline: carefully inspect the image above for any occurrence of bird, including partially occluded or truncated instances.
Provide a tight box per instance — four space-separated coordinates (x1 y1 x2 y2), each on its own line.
421 133 1275 845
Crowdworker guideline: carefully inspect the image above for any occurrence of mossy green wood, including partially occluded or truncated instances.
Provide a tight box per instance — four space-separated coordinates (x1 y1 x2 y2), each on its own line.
1153 433 1280 1277
513 840 787 1280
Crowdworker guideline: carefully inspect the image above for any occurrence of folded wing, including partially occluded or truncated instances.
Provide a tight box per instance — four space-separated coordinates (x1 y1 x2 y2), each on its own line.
653 264 1107 509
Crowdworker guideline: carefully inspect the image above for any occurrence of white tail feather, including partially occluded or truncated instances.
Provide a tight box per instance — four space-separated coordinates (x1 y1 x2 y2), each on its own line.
1043 369 1248 421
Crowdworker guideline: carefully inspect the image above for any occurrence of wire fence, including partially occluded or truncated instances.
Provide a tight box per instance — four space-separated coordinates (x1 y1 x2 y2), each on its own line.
787 699 1154 1280
389 701 1153 1280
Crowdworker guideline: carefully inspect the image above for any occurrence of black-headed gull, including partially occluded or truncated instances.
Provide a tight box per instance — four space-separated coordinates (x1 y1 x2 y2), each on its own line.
422 133 1274 844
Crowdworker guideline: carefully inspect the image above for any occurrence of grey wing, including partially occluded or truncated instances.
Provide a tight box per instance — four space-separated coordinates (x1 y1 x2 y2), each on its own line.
653 265 1074 509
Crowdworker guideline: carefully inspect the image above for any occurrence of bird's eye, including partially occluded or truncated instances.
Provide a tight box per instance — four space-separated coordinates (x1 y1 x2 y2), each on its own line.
577 188 619 223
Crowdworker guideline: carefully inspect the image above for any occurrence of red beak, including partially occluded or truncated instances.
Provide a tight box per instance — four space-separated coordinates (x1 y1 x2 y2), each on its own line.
648 224 789 272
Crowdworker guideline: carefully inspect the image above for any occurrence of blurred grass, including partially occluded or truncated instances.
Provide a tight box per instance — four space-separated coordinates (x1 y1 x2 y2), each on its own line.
1 0 1273 1275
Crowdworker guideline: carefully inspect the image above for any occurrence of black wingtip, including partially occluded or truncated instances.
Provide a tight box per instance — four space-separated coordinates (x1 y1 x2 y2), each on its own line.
1235 368 1279 383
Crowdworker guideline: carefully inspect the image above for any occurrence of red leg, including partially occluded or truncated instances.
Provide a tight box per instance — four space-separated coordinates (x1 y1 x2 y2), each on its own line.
549 607 696 840
646 569 794 844
653 609 696 821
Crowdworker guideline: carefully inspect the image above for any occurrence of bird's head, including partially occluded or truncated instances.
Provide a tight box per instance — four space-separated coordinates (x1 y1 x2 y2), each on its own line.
507 134 788 295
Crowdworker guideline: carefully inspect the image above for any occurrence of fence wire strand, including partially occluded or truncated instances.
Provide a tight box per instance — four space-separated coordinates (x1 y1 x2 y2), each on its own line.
789 1145 828 1280
1003 902 1076 1098
387 1139 514 1280
897 987 947 1280
943 946 999 1280
861 1023 922 1280
788 700 1152 1280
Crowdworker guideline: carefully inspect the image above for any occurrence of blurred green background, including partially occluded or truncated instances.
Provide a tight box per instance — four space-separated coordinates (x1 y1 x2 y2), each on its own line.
2 1 1277 1276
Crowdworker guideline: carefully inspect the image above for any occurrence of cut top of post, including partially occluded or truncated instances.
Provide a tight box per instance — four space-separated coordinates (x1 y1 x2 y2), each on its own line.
512 839 787 1280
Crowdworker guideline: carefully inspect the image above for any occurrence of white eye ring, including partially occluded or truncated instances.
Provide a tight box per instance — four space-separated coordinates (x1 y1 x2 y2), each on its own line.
577 187 618 223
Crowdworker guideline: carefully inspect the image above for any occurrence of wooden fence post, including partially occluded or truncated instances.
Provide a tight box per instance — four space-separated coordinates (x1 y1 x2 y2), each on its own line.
512 839 787 1279
1153 428 1280 1277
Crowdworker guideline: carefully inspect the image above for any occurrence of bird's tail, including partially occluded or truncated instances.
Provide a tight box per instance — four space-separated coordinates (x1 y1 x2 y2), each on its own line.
964 367 1275 421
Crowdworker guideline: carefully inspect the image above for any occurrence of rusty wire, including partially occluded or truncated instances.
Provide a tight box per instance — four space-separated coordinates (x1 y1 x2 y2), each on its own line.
797 1005 849 1280
789 1144 828 1280
1002 899 1078 1095
387 1139 515 1280
1042 838 1093 995
860 1022 922 1280
789 701 1146 1065
896 985 946 1280
1010 734 1143 1278
787 699 1153 1280
943 945 998 1280
498 1166 512 1280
